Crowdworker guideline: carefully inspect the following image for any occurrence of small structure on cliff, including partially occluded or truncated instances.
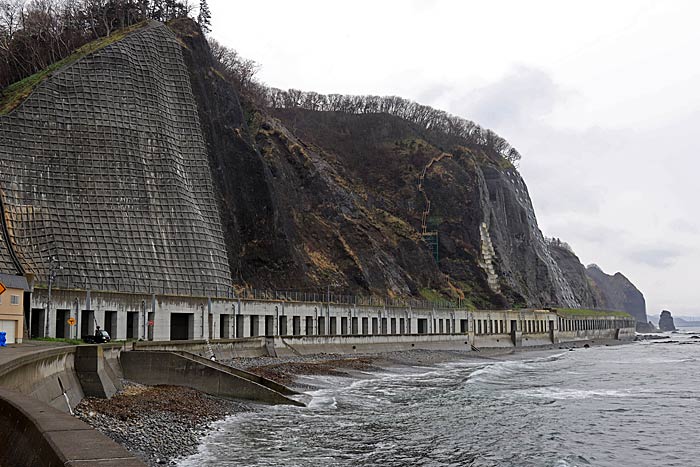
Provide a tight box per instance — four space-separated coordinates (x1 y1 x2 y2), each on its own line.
658 310 677 332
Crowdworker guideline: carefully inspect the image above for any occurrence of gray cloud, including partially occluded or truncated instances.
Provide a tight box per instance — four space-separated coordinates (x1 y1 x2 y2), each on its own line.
458 66 563 127
670 218 699 234
416 66 564 129
624 246 683 268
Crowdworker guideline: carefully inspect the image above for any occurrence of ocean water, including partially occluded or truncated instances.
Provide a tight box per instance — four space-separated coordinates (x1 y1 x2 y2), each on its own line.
178 330 700 467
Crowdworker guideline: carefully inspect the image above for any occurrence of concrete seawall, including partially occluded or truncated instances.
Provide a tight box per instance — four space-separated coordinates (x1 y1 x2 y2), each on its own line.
132 336 268 358
166 350 299 396
0 311 636 466
0 388 144 466
35 289 637 345
271 334 472 356
120 350 304 406
0 346 84 412
0 343 129 412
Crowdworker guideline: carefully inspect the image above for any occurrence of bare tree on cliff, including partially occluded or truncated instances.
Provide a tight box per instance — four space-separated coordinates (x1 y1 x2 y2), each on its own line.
0 0 199 89
196 0 209 33
208 38 260 92
258 88 523 166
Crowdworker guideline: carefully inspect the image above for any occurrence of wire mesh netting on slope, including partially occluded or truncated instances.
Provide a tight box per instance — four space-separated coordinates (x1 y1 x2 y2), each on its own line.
0 22 232 296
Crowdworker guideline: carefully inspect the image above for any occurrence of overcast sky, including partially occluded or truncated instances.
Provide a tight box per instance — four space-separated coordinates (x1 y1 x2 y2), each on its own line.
209 0 698 317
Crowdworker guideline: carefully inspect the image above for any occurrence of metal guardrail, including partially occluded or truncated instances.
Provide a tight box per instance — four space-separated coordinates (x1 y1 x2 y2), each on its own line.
31 281 637 323
237 289 462 309
33 280 463 309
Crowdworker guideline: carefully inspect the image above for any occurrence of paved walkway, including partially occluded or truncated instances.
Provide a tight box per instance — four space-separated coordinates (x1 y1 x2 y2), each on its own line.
0 340 72 368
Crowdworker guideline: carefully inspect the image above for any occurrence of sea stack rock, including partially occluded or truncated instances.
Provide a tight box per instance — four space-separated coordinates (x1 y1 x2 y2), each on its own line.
658 310 677 332
636 321 659 333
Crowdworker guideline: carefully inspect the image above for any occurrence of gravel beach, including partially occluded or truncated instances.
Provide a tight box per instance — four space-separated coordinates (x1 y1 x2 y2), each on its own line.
74 382 251 466
73 344 590 465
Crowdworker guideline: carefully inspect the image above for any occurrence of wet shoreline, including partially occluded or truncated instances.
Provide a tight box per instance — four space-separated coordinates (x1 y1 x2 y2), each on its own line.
75 342 623 466
74 383 252 466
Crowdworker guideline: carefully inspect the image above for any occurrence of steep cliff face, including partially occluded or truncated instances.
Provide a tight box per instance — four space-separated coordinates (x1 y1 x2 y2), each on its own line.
263 108 581 308
169 20 615 308
0 21 232 295
171 20 444 298
586 265 647 323
0 18 646 310
477 164 579 308
548 240 601 308
658 310 676 331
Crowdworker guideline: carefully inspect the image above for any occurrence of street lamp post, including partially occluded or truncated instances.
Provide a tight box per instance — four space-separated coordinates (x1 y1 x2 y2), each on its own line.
44 257 62 338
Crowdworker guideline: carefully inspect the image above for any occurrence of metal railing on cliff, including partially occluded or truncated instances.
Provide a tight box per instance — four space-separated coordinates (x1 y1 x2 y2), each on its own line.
34 275 463 309
237 289 462 309
33 276 633 317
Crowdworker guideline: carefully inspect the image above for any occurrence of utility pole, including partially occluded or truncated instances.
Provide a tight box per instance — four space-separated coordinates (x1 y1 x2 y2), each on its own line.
141 300 146 340
73 298 79 340
326 285 331 335
45 256 62 338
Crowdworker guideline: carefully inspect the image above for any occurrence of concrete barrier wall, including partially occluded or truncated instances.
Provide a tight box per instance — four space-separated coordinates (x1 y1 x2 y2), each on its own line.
132 337 268 358
33 289 637 347
0 388 144 466
167 350 298 396
120 351 303 406
522 333 555 347
0 347 84 412
0 343 132 412
473 334 515 348
556 328 626 343
618 328 636 341
272 334 472 356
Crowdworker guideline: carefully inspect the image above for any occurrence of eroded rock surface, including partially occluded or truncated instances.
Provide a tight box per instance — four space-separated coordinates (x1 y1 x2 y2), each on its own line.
658 310 677 332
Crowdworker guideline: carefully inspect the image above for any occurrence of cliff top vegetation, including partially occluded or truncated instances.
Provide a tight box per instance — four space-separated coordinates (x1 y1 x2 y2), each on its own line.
555 308 632 318
0 19 146 114
0 0 212 90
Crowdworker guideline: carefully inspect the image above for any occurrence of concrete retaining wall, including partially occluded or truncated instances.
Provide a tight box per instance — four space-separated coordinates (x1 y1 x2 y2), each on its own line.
473 334 515 348
120 350 303 406
33 289 637 348
272 334 472 356
0 347 84 412
132 337 268 358
0 388 144 466
556 328 630 343
166 350 298 396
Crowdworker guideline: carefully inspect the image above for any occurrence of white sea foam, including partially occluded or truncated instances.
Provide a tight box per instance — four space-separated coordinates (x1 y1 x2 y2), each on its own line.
466 356 556 383
516 387 631 400
307 390 338 410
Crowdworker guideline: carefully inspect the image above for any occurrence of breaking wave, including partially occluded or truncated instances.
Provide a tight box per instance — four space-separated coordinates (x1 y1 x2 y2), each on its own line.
179 338 700 467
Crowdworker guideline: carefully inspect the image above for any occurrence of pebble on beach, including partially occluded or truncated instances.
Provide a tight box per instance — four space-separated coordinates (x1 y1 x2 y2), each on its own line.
74 382 250 467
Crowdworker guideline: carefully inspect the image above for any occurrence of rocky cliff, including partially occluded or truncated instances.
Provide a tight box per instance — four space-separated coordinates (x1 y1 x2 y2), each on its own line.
547 239 601 308
264 108 583 308
658 310 676 331
585 265 647 323
0 19 647 311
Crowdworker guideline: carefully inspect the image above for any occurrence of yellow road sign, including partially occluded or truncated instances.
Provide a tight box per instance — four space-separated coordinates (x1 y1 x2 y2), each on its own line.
67 317 76 326
0 282 5 295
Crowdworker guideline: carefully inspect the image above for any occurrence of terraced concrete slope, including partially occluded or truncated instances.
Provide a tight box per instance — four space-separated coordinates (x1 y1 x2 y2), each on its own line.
0 21 232 295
